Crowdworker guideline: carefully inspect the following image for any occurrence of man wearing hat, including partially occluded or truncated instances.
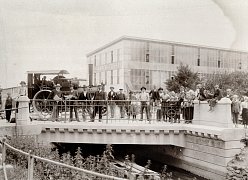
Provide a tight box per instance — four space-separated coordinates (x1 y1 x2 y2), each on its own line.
16 81 28 113
116 88 126 118
47 84 63 121
92 85 106 121
107 86 117 118
67 85 79 121
78 85 93 121
5 92 13 122
138 87 150 121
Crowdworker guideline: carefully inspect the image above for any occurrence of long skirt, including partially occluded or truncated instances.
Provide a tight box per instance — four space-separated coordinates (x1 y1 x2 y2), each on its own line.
241 108 248 125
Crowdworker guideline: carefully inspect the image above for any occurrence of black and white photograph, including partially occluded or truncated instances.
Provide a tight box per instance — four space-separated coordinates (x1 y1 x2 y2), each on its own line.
1 0 248 179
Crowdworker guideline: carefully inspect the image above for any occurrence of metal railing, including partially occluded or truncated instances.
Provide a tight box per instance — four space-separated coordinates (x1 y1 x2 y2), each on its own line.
31 99 195 123
0 138 127 180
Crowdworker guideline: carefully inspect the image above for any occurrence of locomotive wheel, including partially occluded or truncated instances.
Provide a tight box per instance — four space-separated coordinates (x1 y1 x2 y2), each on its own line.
32 90 52 116
167 109 176 119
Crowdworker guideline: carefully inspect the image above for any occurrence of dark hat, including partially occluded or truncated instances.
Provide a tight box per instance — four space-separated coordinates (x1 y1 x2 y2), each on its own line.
55 84 61 87
140 87 146 90
110 86 114 89
20 81 26 85
158 87 163 91
119 88 123 90
129 91 133 94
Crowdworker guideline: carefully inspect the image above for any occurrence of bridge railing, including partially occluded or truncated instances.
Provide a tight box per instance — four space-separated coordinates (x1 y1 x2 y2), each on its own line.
31 99 194 123
0 138 127 180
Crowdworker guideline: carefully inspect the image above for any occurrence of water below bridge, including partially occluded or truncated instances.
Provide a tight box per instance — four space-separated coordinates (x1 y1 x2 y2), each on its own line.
55 143 208 180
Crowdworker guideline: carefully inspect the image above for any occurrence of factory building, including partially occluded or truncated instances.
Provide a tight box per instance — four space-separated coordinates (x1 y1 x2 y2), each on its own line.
87 36 248 91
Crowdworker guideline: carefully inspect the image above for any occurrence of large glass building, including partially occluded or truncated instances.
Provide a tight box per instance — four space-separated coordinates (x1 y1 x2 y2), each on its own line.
87 36 248 91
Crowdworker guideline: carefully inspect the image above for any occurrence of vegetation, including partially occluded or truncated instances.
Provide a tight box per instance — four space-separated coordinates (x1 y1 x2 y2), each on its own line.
204 71 248 96
165 64 199 92
4 136 175 180
165 63 248 96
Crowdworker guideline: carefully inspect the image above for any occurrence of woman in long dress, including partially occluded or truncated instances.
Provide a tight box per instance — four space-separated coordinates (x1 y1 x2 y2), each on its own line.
240 96 248 128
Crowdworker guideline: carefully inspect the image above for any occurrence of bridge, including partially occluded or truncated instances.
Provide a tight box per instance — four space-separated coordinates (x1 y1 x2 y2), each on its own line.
1 96 247 180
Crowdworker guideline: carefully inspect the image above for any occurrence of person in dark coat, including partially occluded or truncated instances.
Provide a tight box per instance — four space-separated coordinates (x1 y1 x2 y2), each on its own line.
67 85 79 121
240 96 248 128
5 92 13 122
149 85 160 106
47 84 63 121
208 85 222 111
92 85 106 121
116 89 126 118
195 84 207 101
107 86 117 118
78 85 93 121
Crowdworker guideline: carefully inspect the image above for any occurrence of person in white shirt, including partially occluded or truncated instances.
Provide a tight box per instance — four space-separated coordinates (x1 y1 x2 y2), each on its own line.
107 86 117 118
138 87 150 121
16 81 28 113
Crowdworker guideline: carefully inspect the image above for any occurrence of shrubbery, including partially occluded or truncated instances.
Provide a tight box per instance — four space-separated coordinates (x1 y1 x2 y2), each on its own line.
4 136 174 180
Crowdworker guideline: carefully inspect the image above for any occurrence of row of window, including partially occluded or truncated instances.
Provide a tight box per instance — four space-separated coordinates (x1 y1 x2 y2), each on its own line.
92 49 120 66
94 70 120 85
144 54 234 68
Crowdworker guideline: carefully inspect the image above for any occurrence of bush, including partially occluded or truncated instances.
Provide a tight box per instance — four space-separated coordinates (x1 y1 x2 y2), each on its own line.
5 136 175 179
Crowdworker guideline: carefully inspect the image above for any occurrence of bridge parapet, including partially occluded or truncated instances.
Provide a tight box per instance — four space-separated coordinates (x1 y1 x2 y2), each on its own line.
193 97 233 128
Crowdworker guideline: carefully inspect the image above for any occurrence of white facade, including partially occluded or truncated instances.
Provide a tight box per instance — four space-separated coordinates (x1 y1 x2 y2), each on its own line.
87 36 248 91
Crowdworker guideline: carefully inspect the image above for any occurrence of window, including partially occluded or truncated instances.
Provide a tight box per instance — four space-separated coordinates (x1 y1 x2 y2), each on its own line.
146 42 150 62
117 69 120 84
111 51 113 63
146 54 149 62
171 55 175 64
105 71 107 84
111 70 113 84
218 60 221 68
197 58 200 66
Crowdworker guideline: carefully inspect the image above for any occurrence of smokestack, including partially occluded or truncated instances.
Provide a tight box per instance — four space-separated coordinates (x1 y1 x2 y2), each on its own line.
88 64 93 86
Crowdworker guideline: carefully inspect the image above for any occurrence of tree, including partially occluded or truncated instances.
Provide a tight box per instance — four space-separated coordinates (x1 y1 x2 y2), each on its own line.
165 63 199 92
204 71 248 96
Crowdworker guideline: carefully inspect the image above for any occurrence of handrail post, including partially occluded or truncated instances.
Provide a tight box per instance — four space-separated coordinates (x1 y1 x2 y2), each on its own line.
106 100 109 124
27 150 34 180
64 99 67 123
1 138 8 180
1 138 6 165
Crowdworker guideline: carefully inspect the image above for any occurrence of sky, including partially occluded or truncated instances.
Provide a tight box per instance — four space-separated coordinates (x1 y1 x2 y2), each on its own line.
0 0 248 88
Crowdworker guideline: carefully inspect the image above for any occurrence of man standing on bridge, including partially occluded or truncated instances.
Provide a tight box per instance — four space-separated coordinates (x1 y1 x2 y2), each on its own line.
107 86 117 118
138 87 150 121
67 85 79 122
47 84 63 121
78 85 93 121
92 85 106 121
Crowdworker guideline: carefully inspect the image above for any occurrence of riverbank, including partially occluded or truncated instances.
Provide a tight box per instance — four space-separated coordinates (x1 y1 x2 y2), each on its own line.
226 146 248 180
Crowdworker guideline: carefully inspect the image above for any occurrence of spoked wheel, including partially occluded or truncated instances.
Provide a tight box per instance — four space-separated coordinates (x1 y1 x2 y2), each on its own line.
167 109 176 119
32 90 52 117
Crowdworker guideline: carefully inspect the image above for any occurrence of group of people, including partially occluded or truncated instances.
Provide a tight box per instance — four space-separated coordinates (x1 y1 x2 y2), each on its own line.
195 84 248 128
2 80 248 128
1 81 27 122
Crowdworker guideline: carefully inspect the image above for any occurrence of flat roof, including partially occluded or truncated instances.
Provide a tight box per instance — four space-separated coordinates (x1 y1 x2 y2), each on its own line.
26 70 69 75
87 36 248 57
